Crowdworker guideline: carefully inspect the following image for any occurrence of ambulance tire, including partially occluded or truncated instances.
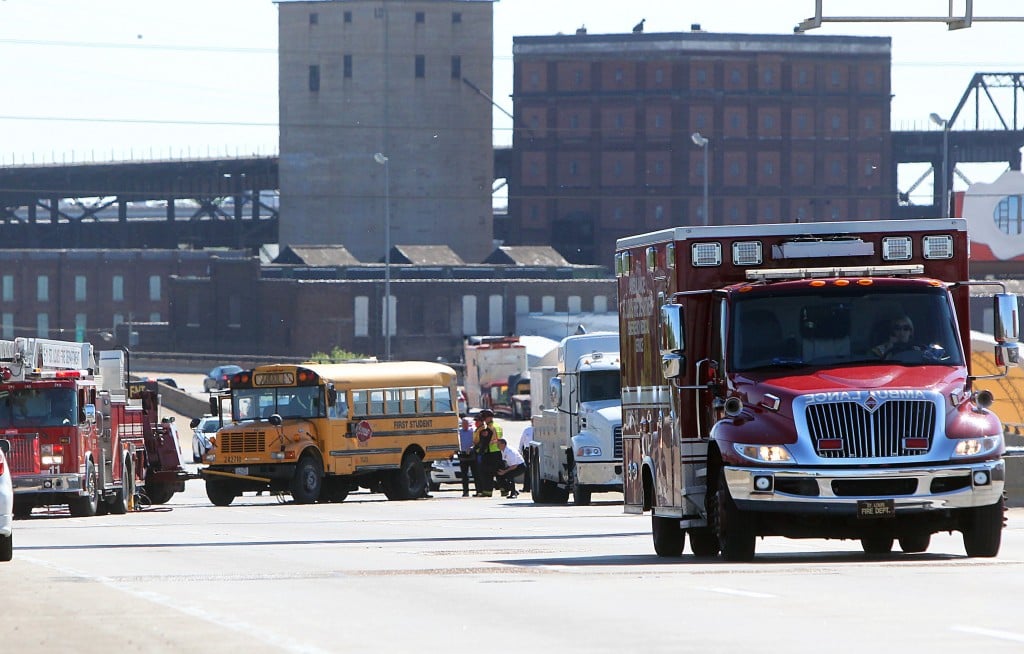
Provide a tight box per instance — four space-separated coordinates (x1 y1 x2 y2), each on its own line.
962 496 1004 558
898 533 930 554
69 460 100 518
688 528 720 557
711 469 756 562
110 457 134 515
0 533 11 562
652 514 685 557
860 536 894 554
290 455 324 504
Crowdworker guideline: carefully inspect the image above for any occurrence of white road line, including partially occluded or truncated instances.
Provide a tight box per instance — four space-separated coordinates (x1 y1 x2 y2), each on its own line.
697 586 778 599
951 625 1024 644
20 554 332 654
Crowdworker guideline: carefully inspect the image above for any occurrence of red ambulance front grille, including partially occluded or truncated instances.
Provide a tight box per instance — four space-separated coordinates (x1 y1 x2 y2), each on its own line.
805 400 936 459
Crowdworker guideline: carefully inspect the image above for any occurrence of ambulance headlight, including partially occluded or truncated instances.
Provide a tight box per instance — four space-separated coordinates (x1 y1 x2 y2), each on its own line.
735 444 793 463
952 437 1000 458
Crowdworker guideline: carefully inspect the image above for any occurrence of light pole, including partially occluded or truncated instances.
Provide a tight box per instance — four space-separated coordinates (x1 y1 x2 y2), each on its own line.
929 112 950 218
373 152 392 361
691 131 710 225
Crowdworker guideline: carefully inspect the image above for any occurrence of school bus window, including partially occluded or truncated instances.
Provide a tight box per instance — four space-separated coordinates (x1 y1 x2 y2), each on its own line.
434 386 453 411
330 395 348 419
369 389 385 415
401 388 417 413
417 388 432 413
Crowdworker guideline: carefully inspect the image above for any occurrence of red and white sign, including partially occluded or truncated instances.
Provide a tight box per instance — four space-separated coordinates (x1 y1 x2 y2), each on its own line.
355 420 373 443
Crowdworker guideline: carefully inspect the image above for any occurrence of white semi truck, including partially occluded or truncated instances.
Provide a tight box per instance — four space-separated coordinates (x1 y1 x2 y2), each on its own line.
527 332 622 505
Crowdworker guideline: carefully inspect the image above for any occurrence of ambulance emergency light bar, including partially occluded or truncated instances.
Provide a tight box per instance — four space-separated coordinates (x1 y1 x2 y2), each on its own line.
691 234 956 269
746 264 925 282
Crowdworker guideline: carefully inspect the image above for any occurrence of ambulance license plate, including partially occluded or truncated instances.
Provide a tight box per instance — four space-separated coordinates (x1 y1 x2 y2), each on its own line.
857 499 894 519
235 467 249 476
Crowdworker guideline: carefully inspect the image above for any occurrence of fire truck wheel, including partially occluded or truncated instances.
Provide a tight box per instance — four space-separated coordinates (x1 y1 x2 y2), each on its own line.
383 452 426 501
687 528 720 557
962 496 1004 558
206 481 236 507
860 536 894 554
651 515 685 557
0 533 11 562
110 457 134 515
711 469 756 562
69 460 100 518
898 533 930 554
290 455 324 504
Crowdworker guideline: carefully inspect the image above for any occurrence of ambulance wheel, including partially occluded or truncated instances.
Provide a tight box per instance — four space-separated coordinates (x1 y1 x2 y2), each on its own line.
860 536 894 554
206 481 236 507
962 497 1004 558
688 528 720 557
652 514 685 557
0 533 11 562
290 455 323 504
110 458 134 515
711 469 756 561
898 533 930 554
69 460 100 518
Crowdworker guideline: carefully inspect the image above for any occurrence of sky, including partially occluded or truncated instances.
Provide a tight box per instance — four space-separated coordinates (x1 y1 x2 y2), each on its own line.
1 0 1023 200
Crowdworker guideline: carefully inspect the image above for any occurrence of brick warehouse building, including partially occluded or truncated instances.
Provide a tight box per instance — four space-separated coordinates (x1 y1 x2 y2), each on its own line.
508 30 893 265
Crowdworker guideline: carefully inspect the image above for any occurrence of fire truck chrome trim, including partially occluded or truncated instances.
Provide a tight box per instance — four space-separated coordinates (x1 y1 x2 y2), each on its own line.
12 474 83 493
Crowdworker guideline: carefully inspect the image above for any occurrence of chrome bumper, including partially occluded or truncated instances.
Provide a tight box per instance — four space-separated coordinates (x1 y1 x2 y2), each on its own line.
12 474 85 495
577 461 623 487
725 459 1004 513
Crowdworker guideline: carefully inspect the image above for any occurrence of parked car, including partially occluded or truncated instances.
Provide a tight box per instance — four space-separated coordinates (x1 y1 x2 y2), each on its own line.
191 415 223 463
203 365 243 393
0 439 13 561
429 453 472 492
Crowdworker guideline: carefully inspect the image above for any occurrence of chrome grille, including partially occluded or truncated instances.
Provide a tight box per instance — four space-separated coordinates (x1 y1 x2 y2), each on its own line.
613 426 623 459
218 430 265 454
7 434 39 474
805 400 936 458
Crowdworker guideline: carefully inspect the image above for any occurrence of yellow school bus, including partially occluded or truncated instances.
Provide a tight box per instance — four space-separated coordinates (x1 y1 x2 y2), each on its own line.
200 361 459 506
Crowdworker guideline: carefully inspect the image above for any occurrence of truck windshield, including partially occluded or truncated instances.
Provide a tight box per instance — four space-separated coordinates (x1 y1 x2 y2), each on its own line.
0 387 78 427
730 286 963 371
232 386 325 421
578 370 621 403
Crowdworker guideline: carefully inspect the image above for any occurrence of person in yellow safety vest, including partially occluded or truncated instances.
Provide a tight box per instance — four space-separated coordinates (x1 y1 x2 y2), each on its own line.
473 409 504 497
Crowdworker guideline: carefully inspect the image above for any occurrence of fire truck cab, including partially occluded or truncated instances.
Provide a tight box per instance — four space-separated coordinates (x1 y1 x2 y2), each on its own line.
616 219 1018 560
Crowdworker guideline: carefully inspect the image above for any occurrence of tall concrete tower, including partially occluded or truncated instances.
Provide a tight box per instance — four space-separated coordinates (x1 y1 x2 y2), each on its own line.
277 0 496 263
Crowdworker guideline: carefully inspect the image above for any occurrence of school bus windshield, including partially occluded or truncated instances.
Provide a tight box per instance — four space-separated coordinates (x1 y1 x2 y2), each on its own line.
232 385 325 421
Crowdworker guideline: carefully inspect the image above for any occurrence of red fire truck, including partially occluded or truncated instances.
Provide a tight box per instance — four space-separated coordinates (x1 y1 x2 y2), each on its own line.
616 219 1018 560
0 338 189 517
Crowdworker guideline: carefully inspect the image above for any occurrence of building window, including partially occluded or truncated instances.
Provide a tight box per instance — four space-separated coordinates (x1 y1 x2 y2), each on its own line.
415 11 425 24
36 313 48 338
1 313 12 339
594 296 608 313
344 10 352 23
654 68 664 84
574 70 584 86
696 68 707 84
36 275 48 302
354 296 369 337
542 296 555 313
452 11 462 23
186 296 199 328
113 313 123 329
73 275 86 302
75 313 87 342
568 296 582 313
415 55 425 79
344 55 352 78
462 295 477 335
149 312 161 322
515 296 530 314
451 55 461 80
309 65 320 92
112 275 124 302
148 275 160 301
228 295 241 328
309 12 318 25
488 295 503 335
2 275 12 302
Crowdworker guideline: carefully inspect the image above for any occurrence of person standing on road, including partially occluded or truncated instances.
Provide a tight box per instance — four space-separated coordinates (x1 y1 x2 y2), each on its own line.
478 409 504 496
472 417 497 497
457 416 478 497
495 438 526 499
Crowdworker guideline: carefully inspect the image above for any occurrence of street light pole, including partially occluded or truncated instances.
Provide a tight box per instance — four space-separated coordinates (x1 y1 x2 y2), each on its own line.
691 132 710 225
374 152 392 361
929 113 950 218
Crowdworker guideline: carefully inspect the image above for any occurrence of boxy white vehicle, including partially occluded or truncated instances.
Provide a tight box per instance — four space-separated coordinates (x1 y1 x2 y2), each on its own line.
1 439 13 561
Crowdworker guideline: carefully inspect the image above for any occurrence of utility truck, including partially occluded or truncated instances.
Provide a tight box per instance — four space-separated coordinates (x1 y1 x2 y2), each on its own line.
463 336 528 416
0 338 189 517
616 218 1017 560
528 332 622 505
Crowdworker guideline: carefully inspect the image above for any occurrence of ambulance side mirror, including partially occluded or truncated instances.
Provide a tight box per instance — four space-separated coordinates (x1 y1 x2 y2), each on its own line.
994 293 1020 344
660 303 686 379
